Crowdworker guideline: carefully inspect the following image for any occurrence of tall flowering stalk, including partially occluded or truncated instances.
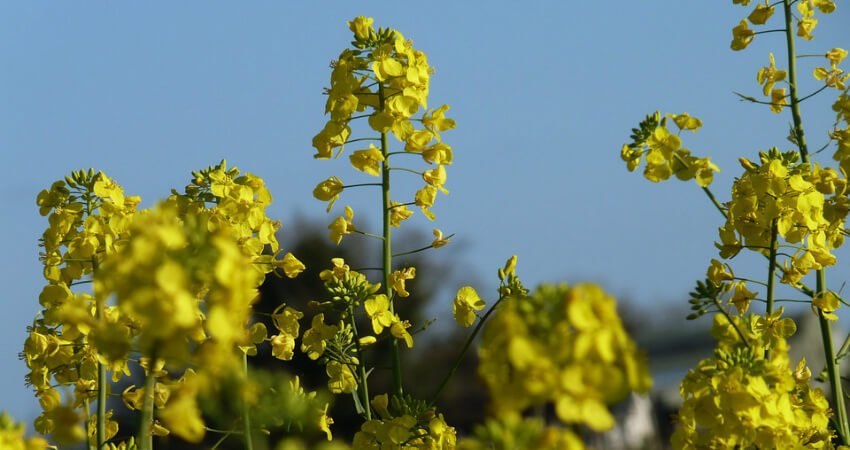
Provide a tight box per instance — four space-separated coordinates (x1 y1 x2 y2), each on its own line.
312 16 455 405
621 0 850 446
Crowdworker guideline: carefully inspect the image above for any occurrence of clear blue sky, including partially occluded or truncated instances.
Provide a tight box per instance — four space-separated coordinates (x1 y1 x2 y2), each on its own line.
2 1 848 428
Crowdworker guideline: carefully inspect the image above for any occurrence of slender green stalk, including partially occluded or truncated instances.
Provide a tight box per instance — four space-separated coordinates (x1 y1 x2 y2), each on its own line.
766 221 778 317
242 353 254 450
137 358 157 450
92 257 107 450
817 272 850 444
782 0 809 161
348 305 371 420
781 1 848 441
379 83 404 398
701 187 727 218
428 292 509 406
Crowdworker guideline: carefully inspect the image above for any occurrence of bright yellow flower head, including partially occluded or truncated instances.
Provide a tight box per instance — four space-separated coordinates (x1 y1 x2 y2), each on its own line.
731 20 755 50
453 286 485 327
348 16 375 41
349 145 385 176
328 205 356 245
313 177 344 212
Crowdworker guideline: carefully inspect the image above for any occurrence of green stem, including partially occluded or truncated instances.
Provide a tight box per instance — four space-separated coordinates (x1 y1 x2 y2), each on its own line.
392 235 455 258
348 305 371 420
701 187 727 218
343 183 382 189
428 292 509 406
353 229 386 241
137 356 157 450
93 257 107 450
817 271 850 444
211 431 236 450
782 0 809 161
766 220 778 317
379 83 404 399
242 353 254 450
782 0 847 441
388 167 423 176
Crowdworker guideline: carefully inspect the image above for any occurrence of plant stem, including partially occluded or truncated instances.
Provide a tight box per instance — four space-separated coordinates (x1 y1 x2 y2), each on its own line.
428 292 508 406
241 353 254 450
701 187 727 218
766 221 778 317
348 305 371 420
379 82 404 398
137 356 157 450
782 0 809 161
781 1 847 440
818 271 850 444
93 257 107 450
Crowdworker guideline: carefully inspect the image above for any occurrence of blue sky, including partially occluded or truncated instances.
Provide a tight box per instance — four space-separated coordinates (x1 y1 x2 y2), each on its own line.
2 1 849 428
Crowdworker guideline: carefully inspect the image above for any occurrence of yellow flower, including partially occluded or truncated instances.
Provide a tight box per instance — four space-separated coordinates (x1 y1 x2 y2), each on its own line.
748 1 775 24
328 206 356 245
389 201 413 227
667 112 703 132
391 320 414 348
770 88 787 113
826 48 848 67
422 143 454 166
423 165 449 193
707 259 734 286
270 333 296 360
277 252 305 278
348 16 375 41
158 389 205 443
390 267 416 297
301 314 338 360
757 53 787 96
415 185 437 220
812 290 841 320
318 403 334 440
364 294 395 334
349 145 385 176
432 229 450 248
797 17 817 40
327 361 357 394
731 20 755 50
453 286 485 327
313 177 344 212
730 281 757 315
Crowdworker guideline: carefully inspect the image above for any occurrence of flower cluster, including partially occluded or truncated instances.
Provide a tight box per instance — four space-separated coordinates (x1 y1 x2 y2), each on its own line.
620 111 720 187
729 0 837 50
672 313 833 448
26 170 139 446
0 411 50 450
312 15 456 236
477 283 652 432
716 149 849 287
352 394 456 449
457 416 583 450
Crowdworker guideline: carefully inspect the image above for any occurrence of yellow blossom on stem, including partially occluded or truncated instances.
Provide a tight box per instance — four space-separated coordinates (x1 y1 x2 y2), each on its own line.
389 267 416 297
364 294 395 334
328 206 356 245
432 229 450 248
731 20 755 50
453 286 485 327
349 145 385 176
389 201 413 227
313 176 344 212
